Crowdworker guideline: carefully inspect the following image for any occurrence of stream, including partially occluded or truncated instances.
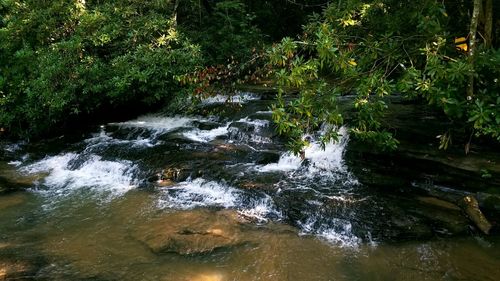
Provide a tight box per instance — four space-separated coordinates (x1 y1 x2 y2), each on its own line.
1 92 499 280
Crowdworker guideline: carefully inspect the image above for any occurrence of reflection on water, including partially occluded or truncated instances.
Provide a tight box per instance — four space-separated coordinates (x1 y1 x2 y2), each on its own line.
1 186 499 280
1 94 499 280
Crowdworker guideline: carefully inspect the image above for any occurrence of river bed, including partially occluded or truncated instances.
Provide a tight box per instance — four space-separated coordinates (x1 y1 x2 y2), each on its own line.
1 93 499 280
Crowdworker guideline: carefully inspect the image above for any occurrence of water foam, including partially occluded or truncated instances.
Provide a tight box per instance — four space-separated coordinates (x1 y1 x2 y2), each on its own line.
200 92 260 105
257 127 351 177
110 115 195 136
7 160 22 167
299 217 361 248
158 178 240 209
258 154 302 172
157 178 281 220
3 143 23 153
236 117 270 128
84 130 158 151
22 153 138 198
182 124 230 143
237 195 282 222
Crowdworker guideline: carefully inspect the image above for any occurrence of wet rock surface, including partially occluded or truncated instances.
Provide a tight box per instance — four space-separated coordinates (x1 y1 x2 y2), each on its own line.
0 162 46 194
0 243 43 281
0 261 31 280
344 100 500 192
1 92 500 280
134 210 252 255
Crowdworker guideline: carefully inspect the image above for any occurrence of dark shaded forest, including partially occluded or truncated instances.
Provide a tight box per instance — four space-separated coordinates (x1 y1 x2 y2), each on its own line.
0 0 498 150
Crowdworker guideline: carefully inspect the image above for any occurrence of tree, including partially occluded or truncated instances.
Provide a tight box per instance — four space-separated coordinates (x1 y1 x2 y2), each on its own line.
266 0 499 153
0 0 202 138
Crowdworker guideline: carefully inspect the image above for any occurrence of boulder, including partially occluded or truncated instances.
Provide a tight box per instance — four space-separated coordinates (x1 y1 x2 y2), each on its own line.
0 162 47 193
150 165 196 187
344 99 500 191
134 210 251 255
255 151 281 165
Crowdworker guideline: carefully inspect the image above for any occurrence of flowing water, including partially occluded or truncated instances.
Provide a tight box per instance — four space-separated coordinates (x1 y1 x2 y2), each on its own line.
0 92 499 280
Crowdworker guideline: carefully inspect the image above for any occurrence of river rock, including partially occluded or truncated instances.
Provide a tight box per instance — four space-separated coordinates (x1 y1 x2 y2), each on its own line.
134 210 250 255
0 192 28 210
412 183 496 234
413 197 469 235
0 162 47 193
238 181 269 190
153 165 196 187
187 272 226 281
255 151 281 165
344 99 500 191
228 121 274 143
0 260 35 281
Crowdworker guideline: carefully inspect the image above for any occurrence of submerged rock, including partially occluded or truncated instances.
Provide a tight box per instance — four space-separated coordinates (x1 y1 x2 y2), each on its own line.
187 272 226 281
413 197 469 235
134 210 251 255
0 192 29 211
413 183 495 234
0 162 45 193
0 260 36 281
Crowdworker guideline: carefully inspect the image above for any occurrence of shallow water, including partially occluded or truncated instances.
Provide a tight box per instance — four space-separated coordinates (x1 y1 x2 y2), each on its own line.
1 92 499 280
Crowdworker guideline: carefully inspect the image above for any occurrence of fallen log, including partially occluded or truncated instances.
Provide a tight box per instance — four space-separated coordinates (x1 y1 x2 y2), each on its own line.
412 182 494 234
458 196 492 235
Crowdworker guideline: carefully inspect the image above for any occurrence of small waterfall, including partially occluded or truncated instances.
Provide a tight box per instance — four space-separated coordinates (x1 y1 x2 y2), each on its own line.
109 115 197 140
22 153 139 199
9 95 363 248
227 117 273 144
110 115 195 132
258 127 353 178
299 217 362 248
157 178 240 209
182 123 230 143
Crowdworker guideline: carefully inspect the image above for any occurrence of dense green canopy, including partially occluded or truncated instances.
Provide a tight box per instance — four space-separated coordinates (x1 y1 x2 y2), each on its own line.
0 0 498 149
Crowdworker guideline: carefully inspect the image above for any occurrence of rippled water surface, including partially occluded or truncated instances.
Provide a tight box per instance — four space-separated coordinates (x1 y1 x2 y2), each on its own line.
1 92 499 280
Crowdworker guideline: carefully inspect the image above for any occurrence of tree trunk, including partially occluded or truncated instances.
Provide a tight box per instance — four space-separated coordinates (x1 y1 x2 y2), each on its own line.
467 0 482 99
173 0 180 27
483 0 493 48
201 0 213 14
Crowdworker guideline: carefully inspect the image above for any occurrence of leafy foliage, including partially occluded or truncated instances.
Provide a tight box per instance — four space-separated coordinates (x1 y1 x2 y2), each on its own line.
1 0 498 150
266 0 499 152
0 0 203 137
179 0 263 65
